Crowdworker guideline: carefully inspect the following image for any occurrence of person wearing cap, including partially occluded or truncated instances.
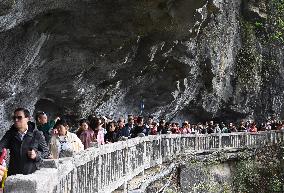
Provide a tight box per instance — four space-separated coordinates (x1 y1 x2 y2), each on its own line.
0 108 48 175
36 111 60 145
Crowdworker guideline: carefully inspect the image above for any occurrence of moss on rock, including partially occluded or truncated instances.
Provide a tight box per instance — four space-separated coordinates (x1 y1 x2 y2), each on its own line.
178 144 284 193
268 0 284 44
236 18 261 89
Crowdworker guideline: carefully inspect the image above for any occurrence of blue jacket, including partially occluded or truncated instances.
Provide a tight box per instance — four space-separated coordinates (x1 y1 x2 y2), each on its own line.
120 123 134 138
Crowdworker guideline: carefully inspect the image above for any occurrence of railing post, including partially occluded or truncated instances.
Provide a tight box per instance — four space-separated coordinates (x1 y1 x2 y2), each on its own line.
194 134 198 151
143 138 147 168
126 140 130 186
122 182 127 193
97 151 102 192
178 135 181 156
180 135 184 154
159 136 162 163
245 132 249 147
219 133 222 150
265 131 268 146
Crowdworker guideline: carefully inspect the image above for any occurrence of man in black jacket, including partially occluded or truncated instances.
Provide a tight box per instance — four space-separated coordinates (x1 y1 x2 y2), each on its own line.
0 108 49 176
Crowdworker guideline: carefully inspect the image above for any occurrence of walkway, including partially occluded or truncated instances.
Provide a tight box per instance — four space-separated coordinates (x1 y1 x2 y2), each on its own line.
5 131 284 193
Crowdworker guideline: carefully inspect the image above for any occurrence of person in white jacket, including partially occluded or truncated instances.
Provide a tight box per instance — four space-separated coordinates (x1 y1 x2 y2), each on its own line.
49 119 84 159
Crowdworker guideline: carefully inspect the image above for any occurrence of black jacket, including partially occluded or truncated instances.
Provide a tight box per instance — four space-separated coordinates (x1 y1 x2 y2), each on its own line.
131 125 145 138
105 131 119 143
0 121 49 176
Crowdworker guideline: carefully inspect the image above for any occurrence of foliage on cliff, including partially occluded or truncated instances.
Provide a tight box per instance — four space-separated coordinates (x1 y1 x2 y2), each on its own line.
269 0 284 44
179 144 284 193
233 144 284 193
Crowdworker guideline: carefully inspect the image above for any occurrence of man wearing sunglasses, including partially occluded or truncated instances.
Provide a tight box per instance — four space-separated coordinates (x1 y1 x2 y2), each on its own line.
0 108 49 176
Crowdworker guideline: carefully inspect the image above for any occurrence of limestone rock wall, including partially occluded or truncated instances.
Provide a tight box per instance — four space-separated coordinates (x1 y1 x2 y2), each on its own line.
0 0 283 135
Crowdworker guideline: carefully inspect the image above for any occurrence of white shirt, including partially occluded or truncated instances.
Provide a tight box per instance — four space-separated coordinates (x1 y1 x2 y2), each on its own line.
18 129 28 141
58 136 71 153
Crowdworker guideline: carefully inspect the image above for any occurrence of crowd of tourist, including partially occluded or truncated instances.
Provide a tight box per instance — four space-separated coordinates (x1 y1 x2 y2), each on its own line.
63 113 284 152
0 107 284 180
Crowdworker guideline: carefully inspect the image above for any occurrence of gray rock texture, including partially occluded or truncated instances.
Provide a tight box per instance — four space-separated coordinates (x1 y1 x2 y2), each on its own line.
180 162 233 193
0 0 283 135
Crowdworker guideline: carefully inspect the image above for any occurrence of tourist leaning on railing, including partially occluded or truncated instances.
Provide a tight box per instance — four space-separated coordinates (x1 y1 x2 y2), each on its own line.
238 121 247 132
131 116 148 138
120 117 132 138
49 119 84 159
249 122 258 132
64 113 284 145
89 117 105 145
78 119 95 149
105 121 119 143
149 121 158 135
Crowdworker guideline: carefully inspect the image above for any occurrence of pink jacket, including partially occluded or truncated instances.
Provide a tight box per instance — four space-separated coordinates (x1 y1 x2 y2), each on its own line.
97 129 105 145
80 129 95 149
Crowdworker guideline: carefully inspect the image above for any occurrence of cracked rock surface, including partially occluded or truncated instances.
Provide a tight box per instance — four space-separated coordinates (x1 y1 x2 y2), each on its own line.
0 0 283 136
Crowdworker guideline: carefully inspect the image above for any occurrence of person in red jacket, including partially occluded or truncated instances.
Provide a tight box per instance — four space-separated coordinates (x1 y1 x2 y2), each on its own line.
249 122 258 132
171 122 180 134
150 122 158 135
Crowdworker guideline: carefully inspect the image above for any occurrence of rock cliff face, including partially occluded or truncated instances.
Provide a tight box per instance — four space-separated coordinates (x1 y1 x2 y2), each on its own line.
0 0 283 134
179 144 284 192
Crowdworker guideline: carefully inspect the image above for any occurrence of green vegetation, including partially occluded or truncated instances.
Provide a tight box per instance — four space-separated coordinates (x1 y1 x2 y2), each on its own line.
181 145 284 193
236 19 261 89
233 159 284 192
269 0 284 43
235 0 284 89
255 21 263 28
233 144 284 193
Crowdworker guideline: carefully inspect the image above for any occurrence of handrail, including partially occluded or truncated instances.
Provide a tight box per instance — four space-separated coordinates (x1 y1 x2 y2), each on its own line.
4 131 284 193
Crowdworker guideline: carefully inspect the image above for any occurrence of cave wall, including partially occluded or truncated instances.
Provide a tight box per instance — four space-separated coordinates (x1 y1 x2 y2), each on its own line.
0 0 283 135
